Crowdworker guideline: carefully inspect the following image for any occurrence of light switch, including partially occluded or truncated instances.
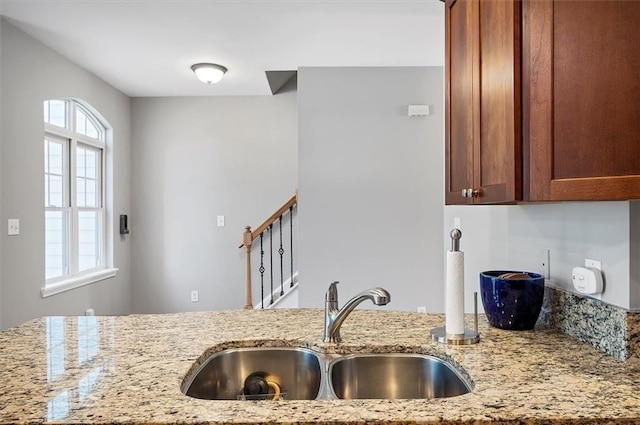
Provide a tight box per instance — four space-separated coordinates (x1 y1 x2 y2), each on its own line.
217 215 225 227
8 219 19 236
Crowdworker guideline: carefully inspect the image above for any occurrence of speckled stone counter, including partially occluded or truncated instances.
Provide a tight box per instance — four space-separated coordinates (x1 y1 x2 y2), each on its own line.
2 309 640 424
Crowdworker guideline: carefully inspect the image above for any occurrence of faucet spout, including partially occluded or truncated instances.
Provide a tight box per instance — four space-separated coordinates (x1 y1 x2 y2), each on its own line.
323 282 390 343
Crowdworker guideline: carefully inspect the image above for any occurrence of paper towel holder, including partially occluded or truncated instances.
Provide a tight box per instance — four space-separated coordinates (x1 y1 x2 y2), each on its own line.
430 292 480 345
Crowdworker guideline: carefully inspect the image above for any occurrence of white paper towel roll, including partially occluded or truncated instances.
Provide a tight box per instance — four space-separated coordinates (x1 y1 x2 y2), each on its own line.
445 250 465 335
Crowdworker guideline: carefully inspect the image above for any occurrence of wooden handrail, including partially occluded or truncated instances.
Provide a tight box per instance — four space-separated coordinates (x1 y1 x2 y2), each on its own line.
238 193 298 248
240 192 298 309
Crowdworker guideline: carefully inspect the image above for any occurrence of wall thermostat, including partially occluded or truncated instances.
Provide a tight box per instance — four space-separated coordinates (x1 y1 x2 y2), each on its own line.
572 266 603 295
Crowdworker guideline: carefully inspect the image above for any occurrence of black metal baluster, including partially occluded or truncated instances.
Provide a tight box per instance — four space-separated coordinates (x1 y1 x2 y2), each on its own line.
290 205 294 287
259 232 265 309
279 215 284 296
269 224 274 305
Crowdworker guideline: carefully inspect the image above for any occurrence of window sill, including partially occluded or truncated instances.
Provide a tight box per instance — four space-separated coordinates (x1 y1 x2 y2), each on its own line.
41 268 119 298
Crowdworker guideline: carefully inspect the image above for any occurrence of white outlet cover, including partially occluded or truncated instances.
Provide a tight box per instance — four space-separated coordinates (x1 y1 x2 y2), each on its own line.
540 249 550 279
8 219 19 236
585 258 602 270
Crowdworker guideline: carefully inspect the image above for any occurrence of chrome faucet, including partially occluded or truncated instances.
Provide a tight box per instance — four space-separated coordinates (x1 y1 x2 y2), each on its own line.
323 281 391 343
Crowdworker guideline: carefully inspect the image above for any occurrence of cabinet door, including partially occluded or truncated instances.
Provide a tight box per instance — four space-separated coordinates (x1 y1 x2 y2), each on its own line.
445 0 521 205
445 0 477 205
476 0 522 204
525 0 640 201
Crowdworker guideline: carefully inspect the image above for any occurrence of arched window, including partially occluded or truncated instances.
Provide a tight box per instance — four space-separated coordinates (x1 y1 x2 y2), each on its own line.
43 99 115 295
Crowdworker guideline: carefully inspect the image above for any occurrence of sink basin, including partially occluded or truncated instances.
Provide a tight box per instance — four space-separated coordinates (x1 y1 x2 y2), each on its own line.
182 347 322 400
329 353 472 399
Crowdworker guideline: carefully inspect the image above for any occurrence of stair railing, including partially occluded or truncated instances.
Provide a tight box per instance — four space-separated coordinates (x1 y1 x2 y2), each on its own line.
239 193 297 309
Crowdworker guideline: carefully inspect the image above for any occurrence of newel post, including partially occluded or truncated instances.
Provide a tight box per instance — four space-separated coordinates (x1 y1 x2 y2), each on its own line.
243 226 253 309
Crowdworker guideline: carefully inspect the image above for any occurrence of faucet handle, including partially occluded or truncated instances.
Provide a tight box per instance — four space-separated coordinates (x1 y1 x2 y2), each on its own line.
326 281 339 303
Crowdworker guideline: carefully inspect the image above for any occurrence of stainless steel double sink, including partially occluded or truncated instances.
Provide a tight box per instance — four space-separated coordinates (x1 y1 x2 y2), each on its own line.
181 347 473 401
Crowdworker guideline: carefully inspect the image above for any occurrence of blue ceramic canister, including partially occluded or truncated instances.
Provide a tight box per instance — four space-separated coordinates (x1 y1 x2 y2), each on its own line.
479 271 545 330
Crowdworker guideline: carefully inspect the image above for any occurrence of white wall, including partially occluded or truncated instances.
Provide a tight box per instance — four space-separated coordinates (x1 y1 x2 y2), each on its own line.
297 67 444 312
507 202 632 308
446 202 637 311
1 20 132 329
130 81 298 313
443 206 510 313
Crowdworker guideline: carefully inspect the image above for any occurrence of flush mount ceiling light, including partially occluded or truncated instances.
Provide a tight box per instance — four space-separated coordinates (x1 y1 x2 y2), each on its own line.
191 63 227 84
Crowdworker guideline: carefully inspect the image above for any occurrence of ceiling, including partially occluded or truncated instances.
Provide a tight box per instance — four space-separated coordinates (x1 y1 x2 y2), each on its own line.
0 0 445 97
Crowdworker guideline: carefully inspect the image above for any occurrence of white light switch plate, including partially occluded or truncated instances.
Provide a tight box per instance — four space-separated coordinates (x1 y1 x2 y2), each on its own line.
8 219 19 236
217 215 225 227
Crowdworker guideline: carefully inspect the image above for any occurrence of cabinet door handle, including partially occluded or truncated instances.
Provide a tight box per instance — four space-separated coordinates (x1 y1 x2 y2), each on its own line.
462 188 481 198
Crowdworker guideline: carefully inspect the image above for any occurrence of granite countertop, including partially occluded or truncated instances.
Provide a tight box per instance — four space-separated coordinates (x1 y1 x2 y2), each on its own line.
1 308 640 424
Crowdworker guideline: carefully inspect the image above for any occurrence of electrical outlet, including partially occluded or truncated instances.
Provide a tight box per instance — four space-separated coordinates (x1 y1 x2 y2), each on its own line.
585 258 602 270
190 290 199 302
539 249 550 279
417 306 427 313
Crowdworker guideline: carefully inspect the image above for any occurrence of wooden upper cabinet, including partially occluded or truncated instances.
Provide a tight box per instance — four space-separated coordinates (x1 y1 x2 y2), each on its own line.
445 0 476 205
445 0 521 205
524 0 640 201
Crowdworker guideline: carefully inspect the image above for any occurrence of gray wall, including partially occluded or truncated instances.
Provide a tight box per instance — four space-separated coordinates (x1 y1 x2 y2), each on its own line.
631 202 640 309
1 20 132 329
130 83 298 313
445 202 638 311
0 16 3 329
297 67 444 312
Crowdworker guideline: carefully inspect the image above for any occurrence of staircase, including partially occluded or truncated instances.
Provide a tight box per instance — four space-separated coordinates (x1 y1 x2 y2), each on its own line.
254 274 299 309
239 193 298 309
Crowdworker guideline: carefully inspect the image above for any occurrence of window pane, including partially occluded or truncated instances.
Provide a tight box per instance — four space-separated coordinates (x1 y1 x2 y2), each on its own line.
44 139 64 175
86 180 97 207
76 109 86 135
85 119 99 139
76 107 100 139
47 100 67 128
44 175 49 205
48 141 63 175
48 175 64 207
77 146 100 208
46 211 69 279
78 211 101 271
77 148 86 177
77 179 86 207
86 150 97 179
45 139 66 207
